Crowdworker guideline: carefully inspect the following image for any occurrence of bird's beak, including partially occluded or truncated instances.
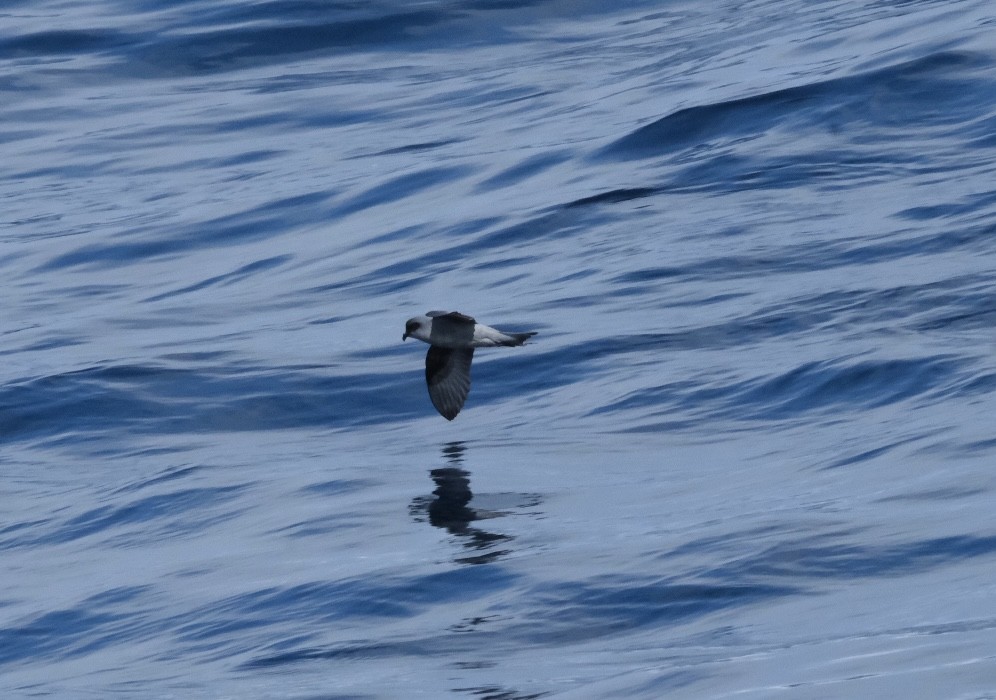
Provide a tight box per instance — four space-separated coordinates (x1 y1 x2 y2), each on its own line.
402 333 408 341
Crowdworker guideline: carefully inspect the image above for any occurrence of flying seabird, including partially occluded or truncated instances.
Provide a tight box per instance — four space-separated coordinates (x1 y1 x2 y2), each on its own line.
403 311 536 420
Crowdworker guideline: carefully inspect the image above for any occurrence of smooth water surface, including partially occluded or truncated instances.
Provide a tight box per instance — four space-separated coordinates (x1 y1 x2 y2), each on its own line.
3 0 996 697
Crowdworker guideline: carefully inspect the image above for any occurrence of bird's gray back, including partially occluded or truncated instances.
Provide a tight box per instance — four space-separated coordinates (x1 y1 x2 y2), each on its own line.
428 311 476 348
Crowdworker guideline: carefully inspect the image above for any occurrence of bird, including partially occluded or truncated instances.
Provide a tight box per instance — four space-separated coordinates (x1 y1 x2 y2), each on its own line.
403 311 536 420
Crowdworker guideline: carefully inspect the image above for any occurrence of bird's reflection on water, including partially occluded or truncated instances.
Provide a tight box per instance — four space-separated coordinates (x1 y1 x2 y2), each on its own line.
410 441 540 565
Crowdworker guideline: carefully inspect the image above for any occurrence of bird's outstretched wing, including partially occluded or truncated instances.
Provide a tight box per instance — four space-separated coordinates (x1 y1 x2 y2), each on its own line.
426 311 475 346
427 310 476 324
425 346 474 420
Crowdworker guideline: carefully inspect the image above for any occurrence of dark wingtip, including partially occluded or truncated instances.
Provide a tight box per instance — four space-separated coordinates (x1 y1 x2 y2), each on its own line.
438 406 460 420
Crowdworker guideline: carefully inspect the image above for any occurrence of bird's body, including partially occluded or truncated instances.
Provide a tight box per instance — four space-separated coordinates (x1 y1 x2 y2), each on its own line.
403 311 535 420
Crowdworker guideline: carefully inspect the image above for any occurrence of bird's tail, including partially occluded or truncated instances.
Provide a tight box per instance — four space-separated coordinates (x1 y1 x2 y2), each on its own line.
501 331 537 346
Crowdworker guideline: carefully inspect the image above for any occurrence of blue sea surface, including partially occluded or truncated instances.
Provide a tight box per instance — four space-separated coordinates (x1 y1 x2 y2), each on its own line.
3 0 996 697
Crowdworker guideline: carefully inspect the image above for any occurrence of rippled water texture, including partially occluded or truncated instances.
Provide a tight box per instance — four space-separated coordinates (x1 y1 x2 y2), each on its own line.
3 1 996 697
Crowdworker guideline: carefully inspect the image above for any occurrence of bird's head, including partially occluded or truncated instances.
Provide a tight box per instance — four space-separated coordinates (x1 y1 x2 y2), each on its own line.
403 317 422 341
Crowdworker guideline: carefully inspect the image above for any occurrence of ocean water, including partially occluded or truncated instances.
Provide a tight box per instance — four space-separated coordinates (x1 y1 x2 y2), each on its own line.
3 0 996 697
